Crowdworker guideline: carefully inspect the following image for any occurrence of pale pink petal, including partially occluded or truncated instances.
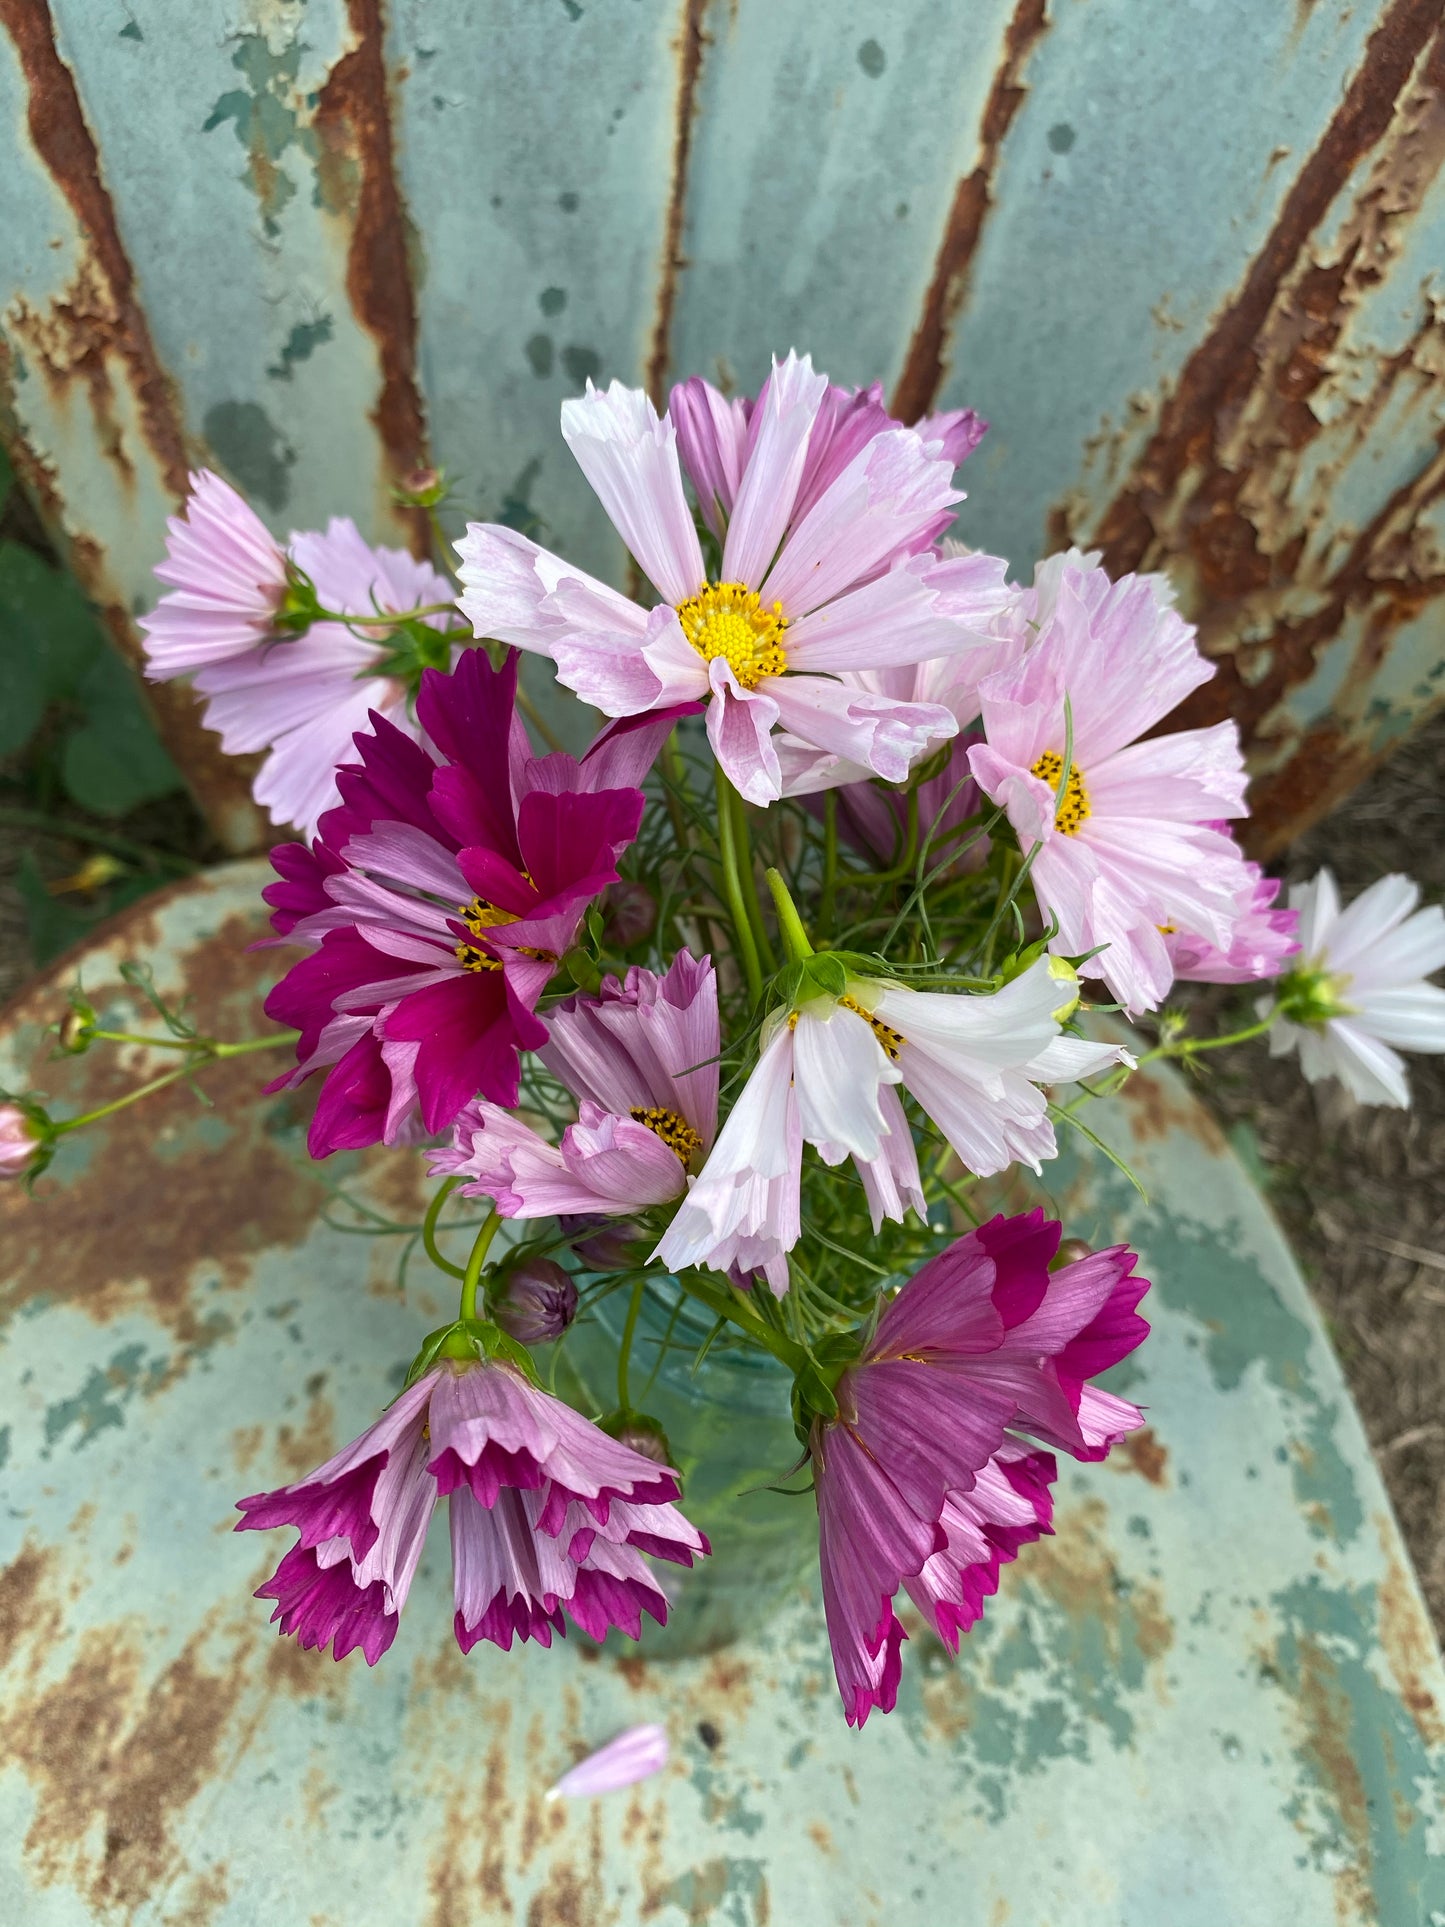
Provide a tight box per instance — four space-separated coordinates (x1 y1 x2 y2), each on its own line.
547 1724 669 1801
560 381 704 605
721 351 828 588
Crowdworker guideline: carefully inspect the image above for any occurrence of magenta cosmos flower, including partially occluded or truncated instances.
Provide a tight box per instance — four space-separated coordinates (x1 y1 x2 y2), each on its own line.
238 1358 707 1660
810 1210 1149 1726
455 353 1009 805
1164 841 1299 985
264 649 681 1155
432 950 718 1220
141 471 456 837
967 553 1252 1013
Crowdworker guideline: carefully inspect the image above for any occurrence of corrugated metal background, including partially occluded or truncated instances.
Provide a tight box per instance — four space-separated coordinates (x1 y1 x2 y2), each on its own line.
2 0 1443 851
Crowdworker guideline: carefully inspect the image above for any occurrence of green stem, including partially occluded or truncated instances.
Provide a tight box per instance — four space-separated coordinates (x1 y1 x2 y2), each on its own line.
714 761 763 1004
764 868 814 966
0 808 199 873
617 1277 644 1409
1142 1010 1278 1063
422 1175 467 1280
51 1062 197 1134
726 779 777 974
459 1209 502 1322
671 1267 809 1375
314 598 458 625
49 1030 295 1134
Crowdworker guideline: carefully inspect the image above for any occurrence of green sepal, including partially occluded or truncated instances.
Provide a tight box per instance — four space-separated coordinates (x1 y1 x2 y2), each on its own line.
55 988 97 1055
459 1317 541 1383
274 560 322 635
403 1323 461 1387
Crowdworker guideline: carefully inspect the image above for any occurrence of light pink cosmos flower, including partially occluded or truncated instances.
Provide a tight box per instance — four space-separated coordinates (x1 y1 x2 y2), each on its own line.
455 353 1010 805
431 951 718 1221
139 470 289 675
811 1210 1149 1726
967 553 1250 1013
237 1358 707 1661
653 958 1129 1292
141 470 457 837
1265 869 1445 1107
1164 840 1299 985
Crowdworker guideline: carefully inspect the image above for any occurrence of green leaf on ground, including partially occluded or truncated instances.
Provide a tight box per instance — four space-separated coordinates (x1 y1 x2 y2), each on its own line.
61 649 181 815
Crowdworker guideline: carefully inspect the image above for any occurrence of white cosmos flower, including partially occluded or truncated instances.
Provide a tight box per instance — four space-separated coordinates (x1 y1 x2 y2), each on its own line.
655 956 1131 1293
1265 870 1445 1108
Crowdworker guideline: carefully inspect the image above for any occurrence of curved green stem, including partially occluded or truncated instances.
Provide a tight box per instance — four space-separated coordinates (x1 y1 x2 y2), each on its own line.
671 1267 809 1376
313 598 458 625
1142 1010 1278 1064
617 1277 644 1410
51 1062 196 1134
422 1176 467 1280
728 781 777 975
764 868 814 966
459 1209 502 1323
714 761 763 1004
49 1030 295 1134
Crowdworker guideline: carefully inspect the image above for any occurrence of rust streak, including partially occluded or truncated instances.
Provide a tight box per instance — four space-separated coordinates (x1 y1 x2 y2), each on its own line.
646 0 711 408
313 0 431 552
891 0 1049 423
1090 0 1445 577
0 0 190 497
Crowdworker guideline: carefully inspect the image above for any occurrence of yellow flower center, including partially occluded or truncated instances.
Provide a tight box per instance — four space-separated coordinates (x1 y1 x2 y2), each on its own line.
1031 750 1091 836
676 581 788 691
454 896 516 973
840 995 905 1062
630 1105 703 1166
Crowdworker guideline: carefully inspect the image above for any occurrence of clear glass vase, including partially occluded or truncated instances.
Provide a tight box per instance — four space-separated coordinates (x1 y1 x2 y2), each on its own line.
553 1279 818 1658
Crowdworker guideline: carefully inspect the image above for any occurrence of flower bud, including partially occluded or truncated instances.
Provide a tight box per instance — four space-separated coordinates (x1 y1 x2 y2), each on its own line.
393 465 448 508
57 998 96 1055
559 1215 649 1271
488 1258 578 1345
600 1411 672 1466
599 880 656 950
1054 1237 1093 1269
0 1103 45 1182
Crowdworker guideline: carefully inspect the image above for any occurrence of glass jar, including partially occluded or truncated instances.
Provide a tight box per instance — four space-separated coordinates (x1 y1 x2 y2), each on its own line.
553 1278 818 1657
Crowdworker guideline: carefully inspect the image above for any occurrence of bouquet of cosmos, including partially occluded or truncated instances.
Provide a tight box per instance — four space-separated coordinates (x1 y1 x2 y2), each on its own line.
8 352 1443 1733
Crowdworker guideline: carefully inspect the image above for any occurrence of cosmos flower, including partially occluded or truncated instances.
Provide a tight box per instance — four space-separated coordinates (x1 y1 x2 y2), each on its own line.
0 1102 44 1182
455 354 1010 805
237 1357 707 1662
654 959 1129 1290
1164 845 1299 985
1265 869 1445 1106
809 1211 1149 1725
431 951 718 1220
967 553 1250 1013
264 649 674 1155
141 471 458 837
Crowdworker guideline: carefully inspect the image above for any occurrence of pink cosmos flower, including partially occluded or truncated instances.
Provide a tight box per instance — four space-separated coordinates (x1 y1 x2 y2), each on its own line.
654 960 1129 1292
810 1210 1149 1725
0 1102 43 1181
139 469 288 675
1266 870 1445 1107
1164 841 1299 985
455 353 1010 805
238 1358 708 1662
193 519 456 838
141 471 458 838
264 650 678 1155
967 553 1251 1013
432 951 718 1221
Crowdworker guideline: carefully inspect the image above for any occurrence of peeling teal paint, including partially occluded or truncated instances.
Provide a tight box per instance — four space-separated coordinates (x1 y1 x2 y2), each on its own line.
1272 1575 1445 1925
42 1343 168 1453
202 34 316 236
267 316 336 382
203 400 297 512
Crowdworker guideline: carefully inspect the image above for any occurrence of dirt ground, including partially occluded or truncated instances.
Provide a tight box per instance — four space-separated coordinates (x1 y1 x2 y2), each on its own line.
2 713 1443 1637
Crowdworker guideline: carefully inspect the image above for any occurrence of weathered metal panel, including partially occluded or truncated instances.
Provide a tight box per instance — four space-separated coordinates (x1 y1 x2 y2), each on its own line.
386 0 686 590
1 866 1441 1925
1 0 1444 850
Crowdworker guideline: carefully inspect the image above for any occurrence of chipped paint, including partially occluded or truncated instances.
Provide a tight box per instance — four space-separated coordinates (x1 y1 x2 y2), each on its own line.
0 864 1439 1921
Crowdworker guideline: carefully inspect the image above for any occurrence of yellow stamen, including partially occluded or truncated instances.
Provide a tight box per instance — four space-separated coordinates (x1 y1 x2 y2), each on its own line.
840 994 905 1062
1031 750 1091 835
676 580 788 691
630 1105 703 1166
454 895 517 973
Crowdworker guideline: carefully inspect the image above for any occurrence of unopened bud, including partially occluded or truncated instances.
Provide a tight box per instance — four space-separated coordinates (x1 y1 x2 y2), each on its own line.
488 1258 578 1345
1054 1237 1093 1269
0 1102 47 1182
600 1410 672 1466
559 1215 648 1271
599 880 656 950
394 465 448 508
57 999 96 1054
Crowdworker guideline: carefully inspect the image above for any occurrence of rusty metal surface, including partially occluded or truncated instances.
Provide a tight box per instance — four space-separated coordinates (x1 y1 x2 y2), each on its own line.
1 865 1442 1926
2 2 1444 849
